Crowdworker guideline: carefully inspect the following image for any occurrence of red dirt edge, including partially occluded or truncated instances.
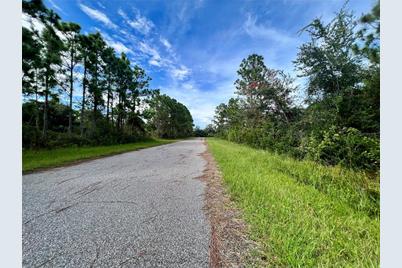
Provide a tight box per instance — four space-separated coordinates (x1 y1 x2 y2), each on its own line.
198 139 267 267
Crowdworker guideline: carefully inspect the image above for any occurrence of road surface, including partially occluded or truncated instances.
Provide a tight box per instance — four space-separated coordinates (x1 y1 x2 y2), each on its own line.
23 139 210 267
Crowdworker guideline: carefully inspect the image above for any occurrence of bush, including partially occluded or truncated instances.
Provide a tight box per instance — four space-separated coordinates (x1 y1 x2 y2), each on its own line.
22 124 45 148
225 122 303 158
46 131 91 148
221 123 379 172
303 126 379 171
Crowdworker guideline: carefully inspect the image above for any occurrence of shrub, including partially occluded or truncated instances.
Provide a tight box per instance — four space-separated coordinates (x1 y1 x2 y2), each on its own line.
304 126 379 171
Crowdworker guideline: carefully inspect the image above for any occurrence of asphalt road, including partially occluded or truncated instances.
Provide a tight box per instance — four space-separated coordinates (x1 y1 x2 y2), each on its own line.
22 138 210 267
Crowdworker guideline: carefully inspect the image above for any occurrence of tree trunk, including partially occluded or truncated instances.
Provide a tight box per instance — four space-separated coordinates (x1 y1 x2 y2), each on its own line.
117 95 122 130
106 90 110 121
111 94 114 125
42 76 49 139
106 72 111 121
93 60 98 129
34 69 39 132
80 58 87 137
68 49 74 135
93 100 97 127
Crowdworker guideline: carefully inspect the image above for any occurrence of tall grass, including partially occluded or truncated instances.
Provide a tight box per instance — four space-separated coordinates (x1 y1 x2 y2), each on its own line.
23 138 176 172
207 138 379 267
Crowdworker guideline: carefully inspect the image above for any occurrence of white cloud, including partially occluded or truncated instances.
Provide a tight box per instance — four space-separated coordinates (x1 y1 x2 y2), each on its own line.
128 16 154 35
243 13 296 44
139 42 161 59
138 41 168 67
149 59 162 67
160 37 172 50
79 3 117 29
118 8 154 35
117 9 129 21
97 1 106 9
109 41 131 54
170 65 190 80
48 0 64 13
92 28 132 55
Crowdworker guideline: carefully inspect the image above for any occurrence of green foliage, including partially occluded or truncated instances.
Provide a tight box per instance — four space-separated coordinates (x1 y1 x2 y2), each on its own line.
353 1 380 64
207 138 379 267
195 124 216 137
294 8 362 98
303 126 379 171
145 94 194 138
193 126 207 137
22 27 42 94
58 21 82 134
235 54 295 124
22 0 191 149
211 2 380 172
225 121 303 158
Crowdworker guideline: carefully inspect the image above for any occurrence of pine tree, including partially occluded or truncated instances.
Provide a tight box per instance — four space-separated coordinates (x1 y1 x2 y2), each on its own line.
59 22 81 135
235 54 295 124
101 47 118 123
22 26 43 131
78 34 91 136
40 25 63 138
115 53 132 130
87 32 107 130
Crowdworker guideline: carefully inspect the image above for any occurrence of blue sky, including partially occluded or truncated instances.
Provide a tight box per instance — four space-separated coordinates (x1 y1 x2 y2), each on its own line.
44 0 374 127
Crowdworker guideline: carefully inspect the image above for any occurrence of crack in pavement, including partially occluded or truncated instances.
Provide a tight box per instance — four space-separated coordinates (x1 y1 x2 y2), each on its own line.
23 139 210 267
89 246 100 268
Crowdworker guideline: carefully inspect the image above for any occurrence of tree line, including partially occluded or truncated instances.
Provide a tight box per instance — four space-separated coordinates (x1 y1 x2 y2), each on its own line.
22 0 193 148
209 2 380 172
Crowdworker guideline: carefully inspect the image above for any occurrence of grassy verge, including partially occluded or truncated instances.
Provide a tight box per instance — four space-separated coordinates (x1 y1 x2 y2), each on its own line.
23 138 177 173
206 138 379 267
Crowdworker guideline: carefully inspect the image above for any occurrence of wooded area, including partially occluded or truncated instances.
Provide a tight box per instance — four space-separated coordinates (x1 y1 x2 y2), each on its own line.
209 2 380 173
22 0 194 149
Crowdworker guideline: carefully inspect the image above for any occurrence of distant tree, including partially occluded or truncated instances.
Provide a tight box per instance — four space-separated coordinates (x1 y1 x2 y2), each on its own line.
213 98 245 136
101 47 118 123
145 94 193 138
294 9 361 99
204 124 216 137
59 22 81 134
22 0 196 149
78 34 91 136
87 32 107 130
193 126 206 137
40 25 63 138
115 53 132 130
353 1 380 65
235 54 295 124
226 98 245 127
126 65 151 134
350 0 380 133
213 103 228 134
22 26 43 131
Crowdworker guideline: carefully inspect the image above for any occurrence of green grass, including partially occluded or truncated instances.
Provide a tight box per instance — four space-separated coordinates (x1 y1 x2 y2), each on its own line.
23 138 177 173
207 138 379 267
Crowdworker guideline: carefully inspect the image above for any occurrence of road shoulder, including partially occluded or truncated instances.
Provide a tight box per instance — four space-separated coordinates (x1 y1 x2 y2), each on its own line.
199 139 267 267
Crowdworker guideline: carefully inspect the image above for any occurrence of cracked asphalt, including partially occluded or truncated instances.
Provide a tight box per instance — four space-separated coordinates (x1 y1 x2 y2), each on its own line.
22 138 210 267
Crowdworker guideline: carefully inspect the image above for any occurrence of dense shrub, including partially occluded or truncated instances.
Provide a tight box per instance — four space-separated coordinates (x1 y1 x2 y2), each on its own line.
22 124 44 148
303 126 379 171
221 124 379 172
23 122 148 149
